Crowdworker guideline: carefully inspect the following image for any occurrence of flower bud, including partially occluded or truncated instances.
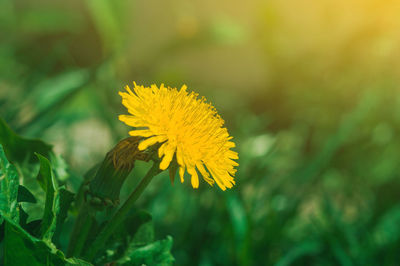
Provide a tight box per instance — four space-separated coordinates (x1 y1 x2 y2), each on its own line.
87 136 149 208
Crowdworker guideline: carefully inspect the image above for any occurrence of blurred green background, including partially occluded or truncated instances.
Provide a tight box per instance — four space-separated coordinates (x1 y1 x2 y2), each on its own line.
1 0 400 265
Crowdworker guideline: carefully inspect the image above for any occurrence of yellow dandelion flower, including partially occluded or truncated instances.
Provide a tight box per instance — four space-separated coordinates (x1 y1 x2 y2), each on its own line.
118 82 239 190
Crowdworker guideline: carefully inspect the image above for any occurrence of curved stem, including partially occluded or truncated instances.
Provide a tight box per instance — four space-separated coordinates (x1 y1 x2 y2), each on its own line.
83 163 161 261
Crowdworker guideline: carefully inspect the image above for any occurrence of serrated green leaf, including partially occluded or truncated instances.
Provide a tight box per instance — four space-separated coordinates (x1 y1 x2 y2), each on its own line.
50 153 70 182
3 216 92 266
130 220 155 247
119 210 154 248
98 209 153 264
17 184 37 203
35 153 59 241
53 187 74 244
0 117 52 164
25 219 42 238
101 211 174 265
74 163 100 211
19 204 29 227
118 236 174 266
0 144 19 224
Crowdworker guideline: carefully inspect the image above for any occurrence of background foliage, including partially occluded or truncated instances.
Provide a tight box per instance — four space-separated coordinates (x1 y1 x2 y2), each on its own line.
1 0 400 265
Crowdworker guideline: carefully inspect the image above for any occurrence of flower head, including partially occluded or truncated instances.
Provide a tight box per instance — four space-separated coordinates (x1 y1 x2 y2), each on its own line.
119 82 238 190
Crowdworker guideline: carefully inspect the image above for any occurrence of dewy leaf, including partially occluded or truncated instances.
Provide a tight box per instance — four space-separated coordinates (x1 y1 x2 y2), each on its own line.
17 185 37 203
3 216 92 266
35 153 59 241
118 236 174 266
0 117 52 164
0 144 19 224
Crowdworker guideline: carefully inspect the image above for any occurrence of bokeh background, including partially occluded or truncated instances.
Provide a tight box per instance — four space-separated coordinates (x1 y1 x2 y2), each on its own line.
1 0 400 265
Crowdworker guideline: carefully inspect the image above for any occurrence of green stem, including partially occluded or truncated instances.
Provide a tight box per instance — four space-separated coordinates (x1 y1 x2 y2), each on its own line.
67 203 95 257
84 163 161 261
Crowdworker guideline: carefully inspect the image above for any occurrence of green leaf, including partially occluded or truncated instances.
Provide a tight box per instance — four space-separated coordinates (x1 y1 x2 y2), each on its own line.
0 117 52 164
18 205 41 239
102 210 174 265
50 153 70 182
130 220 155 247
25 219 42 238
118 236 174 266
226 194 249 265
372 204 400 247
86 0 122 54
74 163 100 211
3 216 92 266
99 210 153 264
19 204 29 227
35 153 59 241
17 185 37 203
0 144 19 224
275 241 322 266
53 187 74 244
15 69 91 135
